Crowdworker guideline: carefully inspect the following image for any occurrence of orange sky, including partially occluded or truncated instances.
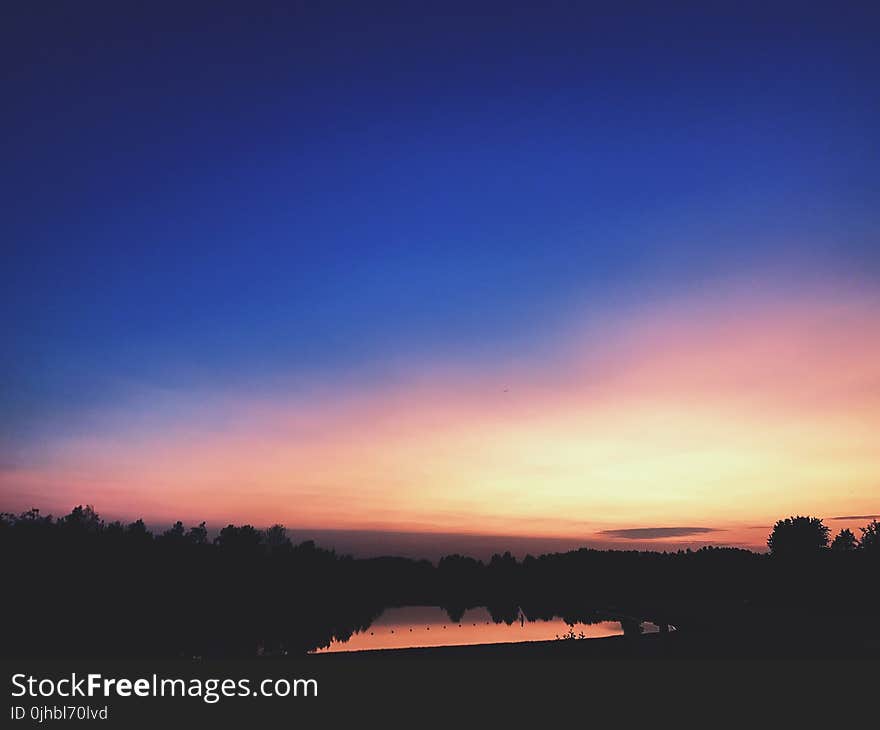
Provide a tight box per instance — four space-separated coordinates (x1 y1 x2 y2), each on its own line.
2 277 878 552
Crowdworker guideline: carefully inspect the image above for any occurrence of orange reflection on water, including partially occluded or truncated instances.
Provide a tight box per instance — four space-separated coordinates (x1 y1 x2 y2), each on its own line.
313 606 648 653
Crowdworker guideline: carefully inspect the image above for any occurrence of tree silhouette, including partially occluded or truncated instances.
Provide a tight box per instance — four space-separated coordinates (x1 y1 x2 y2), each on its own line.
162 521 186 541
831 528 858 552
767 516 829 556
105 520 124 537
62 504 103 532
261 524 291 551
126 518 152 543
215 523 263 552
859 520 880 552
187 521 208 545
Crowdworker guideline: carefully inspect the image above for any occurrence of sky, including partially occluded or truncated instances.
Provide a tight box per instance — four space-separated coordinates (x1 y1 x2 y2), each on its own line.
2 2 879 556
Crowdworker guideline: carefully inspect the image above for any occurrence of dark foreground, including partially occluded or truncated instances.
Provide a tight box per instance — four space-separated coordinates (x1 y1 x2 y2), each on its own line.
4 507 879 659
5 616 878 727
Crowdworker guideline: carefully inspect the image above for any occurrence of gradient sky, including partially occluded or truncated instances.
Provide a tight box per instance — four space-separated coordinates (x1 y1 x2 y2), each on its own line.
2 2 879 555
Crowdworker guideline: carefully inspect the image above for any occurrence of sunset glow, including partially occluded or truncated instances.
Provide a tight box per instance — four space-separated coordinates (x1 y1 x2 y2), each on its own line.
3 277 877 551
4 3 880 562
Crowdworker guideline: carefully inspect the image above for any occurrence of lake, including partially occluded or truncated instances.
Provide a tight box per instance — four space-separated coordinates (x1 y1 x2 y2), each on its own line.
312 606 663 653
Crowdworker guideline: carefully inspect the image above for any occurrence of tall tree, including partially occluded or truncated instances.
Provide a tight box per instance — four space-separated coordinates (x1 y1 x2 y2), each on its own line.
767 516 829 556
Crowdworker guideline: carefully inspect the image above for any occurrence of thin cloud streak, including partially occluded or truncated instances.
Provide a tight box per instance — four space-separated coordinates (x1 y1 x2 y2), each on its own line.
599 527 719 540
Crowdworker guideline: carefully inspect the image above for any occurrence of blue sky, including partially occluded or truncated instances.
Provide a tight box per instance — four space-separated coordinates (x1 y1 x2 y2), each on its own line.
2 3 879 545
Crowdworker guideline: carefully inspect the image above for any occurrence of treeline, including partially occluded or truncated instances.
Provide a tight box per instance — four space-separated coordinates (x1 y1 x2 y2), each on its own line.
766 514 879 555
2 506 382 658
1 507 878 658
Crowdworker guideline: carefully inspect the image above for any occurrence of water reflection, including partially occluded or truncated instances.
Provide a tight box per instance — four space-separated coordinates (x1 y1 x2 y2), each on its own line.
312 606 661 653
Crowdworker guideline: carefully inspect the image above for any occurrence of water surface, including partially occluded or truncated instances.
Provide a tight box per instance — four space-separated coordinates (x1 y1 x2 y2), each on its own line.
313 606 660 653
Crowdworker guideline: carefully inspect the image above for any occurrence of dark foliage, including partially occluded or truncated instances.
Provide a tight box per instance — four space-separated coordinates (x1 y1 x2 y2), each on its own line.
860 520 880 552
1 508 877 658
831 528 859 552
767 516 830 556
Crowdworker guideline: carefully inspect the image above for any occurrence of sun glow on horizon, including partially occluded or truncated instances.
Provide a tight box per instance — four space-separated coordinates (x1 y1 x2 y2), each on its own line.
2 278 878 550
